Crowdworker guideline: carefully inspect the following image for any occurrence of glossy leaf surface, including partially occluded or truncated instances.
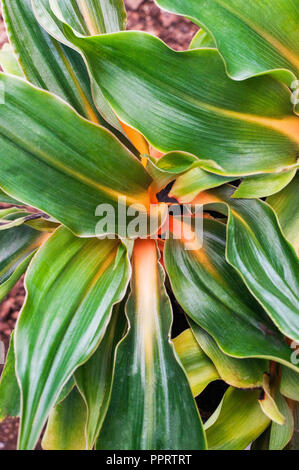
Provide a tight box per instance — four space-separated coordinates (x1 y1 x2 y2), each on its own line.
155 0 299 84
68 32 299 176
268 171 299 253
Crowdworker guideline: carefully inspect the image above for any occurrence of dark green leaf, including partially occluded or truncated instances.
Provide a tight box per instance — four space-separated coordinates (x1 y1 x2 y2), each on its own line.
15 227 130 449
96 239 206 450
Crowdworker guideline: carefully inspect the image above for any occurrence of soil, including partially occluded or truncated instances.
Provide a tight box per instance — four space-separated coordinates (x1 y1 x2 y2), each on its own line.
0 0 206 450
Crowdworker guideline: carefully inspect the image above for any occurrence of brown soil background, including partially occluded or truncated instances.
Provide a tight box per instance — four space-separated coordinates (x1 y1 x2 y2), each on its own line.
0 0 198 450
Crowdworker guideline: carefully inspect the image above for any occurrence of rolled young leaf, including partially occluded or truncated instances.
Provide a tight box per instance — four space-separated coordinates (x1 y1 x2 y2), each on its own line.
165 218 297 371
42 387 88 450
55 31 299 177
75 299 127 449
189 320 268 389
173 329 220 397
204 387 270 450
155 0 299 85
15 227 130 450
96 239 207 450
0 73 158 238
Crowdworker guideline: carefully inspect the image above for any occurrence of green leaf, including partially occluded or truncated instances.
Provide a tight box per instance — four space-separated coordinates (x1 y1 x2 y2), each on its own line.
42 387 87 450
0 209 46 232
0 73 158 238
280 366 299 402
75 299 127 449
56 31 299 176
269 390 294 450
155 0 299 84
55 377 76 406
0 333 20 421
204 387 270 450
15 227 130 450
189 320 268 389
0 224 47 302
189 29 216 49
165 218 297 371
170 168 233 203
286 403 299 450
2 0 106 124
0 43 23 77
31 0 127 135
50 0 127 35
232 169 297 199
173 328 220 397
203 185 299 342
0 337 75 423
268 171 299 254
0 189 23 205
96 239 206 450
251 427 271 450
